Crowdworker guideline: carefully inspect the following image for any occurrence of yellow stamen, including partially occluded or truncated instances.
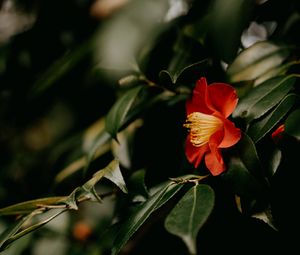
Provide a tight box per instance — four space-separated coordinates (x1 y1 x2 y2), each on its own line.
184 112 222 147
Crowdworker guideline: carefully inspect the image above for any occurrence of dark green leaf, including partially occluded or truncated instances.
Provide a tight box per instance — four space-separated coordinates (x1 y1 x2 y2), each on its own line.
31 38 93 97
112 182 183 255
233 75 296 122
285 109 300 139
227 41 290 83
236 133 264 179
175 59 209 85
222 157 266 198
165 184 215 255
105 85 143 140
209 0 253 62
248 94 298 142
159 70 173 87
128 169 149 198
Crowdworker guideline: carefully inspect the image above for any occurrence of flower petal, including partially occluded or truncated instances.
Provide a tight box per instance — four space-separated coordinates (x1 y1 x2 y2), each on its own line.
218 118 241 148
186 77 214 115
185 135 208 168
205 130 225 176
208 83 239 118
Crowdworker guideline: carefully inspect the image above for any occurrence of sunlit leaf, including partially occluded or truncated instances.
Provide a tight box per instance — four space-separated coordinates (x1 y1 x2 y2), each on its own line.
0 197 67 216
165 184 215 255
248 93 298 142
253 60 299 86
82 159 127 194
285 109 300 139
227 41 290 82
105 85 143 140
111 181 183 255
233 75 296 122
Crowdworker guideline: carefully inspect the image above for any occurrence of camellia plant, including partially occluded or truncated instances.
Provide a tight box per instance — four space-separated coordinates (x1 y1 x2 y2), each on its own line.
0 0 300 254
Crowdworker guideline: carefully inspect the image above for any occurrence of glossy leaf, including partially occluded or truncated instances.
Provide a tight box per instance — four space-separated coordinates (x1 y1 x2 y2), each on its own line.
248 94 298 142
236 133 263 179
209 0 253 62
164 184 215 255
227 41 290 83
285 109 300 139
111 182 183 255
105 85 143 140
233 75 296 122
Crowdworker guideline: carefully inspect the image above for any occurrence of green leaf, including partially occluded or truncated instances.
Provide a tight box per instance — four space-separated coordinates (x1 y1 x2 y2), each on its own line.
159 70 173 88
175 60 209 86
0 213 35 251
0 209 66 252
236 133 264 179
165 184 215 255
105 85 143 140
268 149 282 177
112 182 183 255
100 160 128 194
0 197 67 216
233 75 296 122
248 93 298 142
221 157 266 199
209 0 253 62
30 38 93 97
285 109 300 139
128 169 149 198
83 130 111 176
227 41 290 83
82 159 127 195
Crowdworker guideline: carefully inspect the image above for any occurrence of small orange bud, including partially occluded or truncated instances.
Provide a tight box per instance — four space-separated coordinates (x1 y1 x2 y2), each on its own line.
72 221 92 242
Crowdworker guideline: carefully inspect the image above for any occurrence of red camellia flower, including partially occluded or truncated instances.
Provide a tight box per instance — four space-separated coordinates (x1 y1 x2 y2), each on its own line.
184 77 241 176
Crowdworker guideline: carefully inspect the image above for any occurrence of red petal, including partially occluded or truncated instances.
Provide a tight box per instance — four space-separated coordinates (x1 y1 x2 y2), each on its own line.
185 135 209 168
208 83 238 118
204 130 225 175
186 77 214 115
218 118 241 148
205 146 225 176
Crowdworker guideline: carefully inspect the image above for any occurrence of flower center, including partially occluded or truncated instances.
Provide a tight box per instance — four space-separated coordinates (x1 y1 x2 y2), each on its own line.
184 112 222 147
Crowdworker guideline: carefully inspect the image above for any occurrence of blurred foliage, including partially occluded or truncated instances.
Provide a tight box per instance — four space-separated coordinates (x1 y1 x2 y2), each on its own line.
1 0 300 254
